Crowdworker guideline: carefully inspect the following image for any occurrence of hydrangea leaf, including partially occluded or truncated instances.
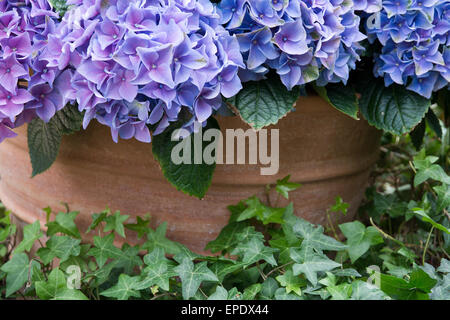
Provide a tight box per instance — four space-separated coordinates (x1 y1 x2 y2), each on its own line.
28 104 83 177
35 268 88 300
103 211 130 238
46 211 81 239
174 258 219 299
100 274 141 300
152 117 219 199
227 78 300 130
13 220 43 253
48 0 70 15
314 83 359 120
339 221 384 263
359 80 430 135
0 253 39 297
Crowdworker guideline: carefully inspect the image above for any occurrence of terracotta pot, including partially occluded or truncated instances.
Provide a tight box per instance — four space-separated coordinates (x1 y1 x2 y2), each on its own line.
0 96 381 254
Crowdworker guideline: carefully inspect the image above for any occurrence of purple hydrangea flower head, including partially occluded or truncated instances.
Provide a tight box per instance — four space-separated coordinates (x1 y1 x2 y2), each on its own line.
53 0 244 142
364 0 450 98
218 0 367 89
0 0 64 142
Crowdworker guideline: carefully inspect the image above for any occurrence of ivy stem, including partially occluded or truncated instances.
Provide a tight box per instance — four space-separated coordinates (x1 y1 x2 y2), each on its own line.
422 226 435 266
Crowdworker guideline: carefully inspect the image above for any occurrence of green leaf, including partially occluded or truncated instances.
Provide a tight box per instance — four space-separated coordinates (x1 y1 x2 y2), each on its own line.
242 283 262 300
233 196 286 225
174 258 219 299
136 248 176 291
208 286 229 300
231 237 278 266
13 221 43 253
259 277 279 299
359 80 430 135
48 0 70 15
125 215 151 238
114 244 143 274
87 234 124 268
46 211 81 238
326 283 353 300
413 155 450 186
339 221 384 262
28 105 83 176
205 222 248 253
291 218 347 261
0 253 38 297
276 270 306 296
103 211 130 238
378 269 437 300
328 196 350 215
314 83 359 119
412 208 450 234
100 274 141 300
434 185 450 213
292 253 341 286
35 268 88 300
86 210 109 233
141 222 183 255
275 175 301 199
351 280 390 300
152 118 219 198
227 78 300 130
37 236 81 265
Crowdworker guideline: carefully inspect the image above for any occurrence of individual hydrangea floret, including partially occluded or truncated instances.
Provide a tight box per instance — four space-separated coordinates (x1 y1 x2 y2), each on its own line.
365 0 450 98
49 0 244 143
217 0 367 90
0 0 63 142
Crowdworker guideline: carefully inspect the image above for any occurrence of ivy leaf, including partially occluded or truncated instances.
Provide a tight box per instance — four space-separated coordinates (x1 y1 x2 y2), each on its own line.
359 79 430 135
292 218 347 261
114 244 143 274
209 260 248 282
411 208 450 234
430 274 450 300
208 286 229 300
205 222 248 253
434 185 450 213
0 253 38 297
276 270 306 296
339 221 384 263
28 104 83 176
413 155 450 186
37 236 81 265
242 283 262 300
231 196 286 225
141 222 183 255
103 211 130 238
100 274 141 300
231 237 278 266
136 248 176 291
275 175 301 199
125 216 151 238
13 221 43 253
152 118 219 199
314 83 359 119
292 253 341 286
227 78 300 130
259 277 279 299
86 210 109 233
378 268 437 300
351 280 390 300
174 258 219 299
274 287 303 300
46 211 81 238
35 268 88 300
87 234 124 268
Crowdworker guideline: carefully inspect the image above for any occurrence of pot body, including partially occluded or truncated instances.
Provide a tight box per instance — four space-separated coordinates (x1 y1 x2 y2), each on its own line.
0 96 381 253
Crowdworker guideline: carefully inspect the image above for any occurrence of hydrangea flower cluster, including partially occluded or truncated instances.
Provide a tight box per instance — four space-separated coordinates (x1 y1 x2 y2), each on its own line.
217 0 366 89
366 0 450 98
0 0 63 142
47 0 244 143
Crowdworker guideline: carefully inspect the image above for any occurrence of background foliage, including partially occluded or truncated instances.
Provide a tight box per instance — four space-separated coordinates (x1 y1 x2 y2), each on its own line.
1 110 449 299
